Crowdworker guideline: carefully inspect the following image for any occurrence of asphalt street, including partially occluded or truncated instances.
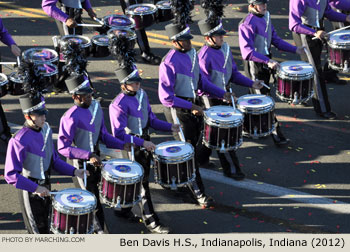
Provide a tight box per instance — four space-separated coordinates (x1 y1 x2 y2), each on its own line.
0 0 350 234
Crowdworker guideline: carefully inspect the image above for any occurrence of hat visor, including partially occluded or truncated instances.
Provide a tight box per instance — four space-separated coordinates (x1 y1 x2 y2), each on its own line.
31 109 48 116
125 76 142 84
176 33 194 41
73 87 94 95
210 29 227 36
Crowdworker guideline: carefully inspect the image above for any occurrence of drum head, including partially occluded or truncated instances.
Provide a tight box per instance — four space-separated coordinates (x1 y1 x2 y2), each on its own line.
278 61 314 80
60 35 91 48
92 35 109 46
107 28 137 41
104 14 135 29
35 63 58 77
53 188 96 215
205 105 243 124
103 159 143 179
126 4 157 15
0 73 8 86
237 94 274 113
22 48 58 64
154 141 194 160
328 31 350 49
157 0 172 9
9 72 28 83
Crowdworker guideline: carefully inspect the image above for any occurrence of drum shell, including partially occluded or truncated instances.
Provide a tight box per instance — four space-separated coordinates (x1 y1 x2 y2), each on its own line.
51 208 94 234
327 46 350 71
100 178 142 208
8 72 28 96
126 4 157 29
203 123 243 151
91 36 110 58
0 75 8 98
241 110 275 137
277 77 313 102
156 2 173 22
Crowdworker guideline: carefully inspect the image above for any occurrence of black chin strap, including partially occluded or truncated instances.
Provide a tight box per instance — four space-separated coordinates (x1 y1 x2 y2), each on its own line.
121 85 137 96
27 115 41 131
175 41 188 53
208 37 221 49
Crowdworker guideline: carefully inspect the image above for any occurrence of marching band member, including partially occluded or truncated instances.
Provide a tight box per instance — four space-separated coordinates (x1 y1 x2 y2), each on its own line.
197 0 263 179
0 17 21 143
159 0 233 208
4 93 88 234
42 0 96 36
239 0 305 145
289 0 350 118
57 74 127 229
110 62 180 234
329 0 350 28
118 0 162 65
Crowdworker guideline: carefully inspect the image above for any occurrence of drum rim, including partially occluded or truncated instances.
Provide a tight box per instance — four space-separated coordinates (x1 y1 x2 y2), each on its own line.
92 35 109 46
153 140 194 162
60 35 92 48
203 138 243 151
0 73 8 85
236 94 275 113
22 47 59 64
99 192 142 208
107 27 137 41
52 188 97 215
204 105 244 126
277 61 314 79
156 0 172 9
103 14 136 29
101 158 144 183
126 3 158 15
9 72 28 83
50 224 95 234
328 31 350 49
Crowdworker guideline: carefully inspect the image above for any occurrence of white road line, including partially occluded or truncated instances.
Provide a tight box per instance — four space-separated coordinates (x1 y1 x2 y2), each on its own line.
8 122 350 214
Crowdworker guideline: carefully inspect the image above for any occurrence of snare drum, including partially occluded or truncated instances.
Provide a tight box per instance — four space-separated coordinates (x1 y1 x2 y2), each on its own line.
327 30 350 73
34 63 58 86
100 159 143 209
58 35 91 60
237 94 275 139
276 61 314 104
126 4 157 29
8 72 29 96
107 28 137 51
153 141 195 190
203 106 244 152
91 35 110 58
103 14 135 30
0 73 8 97
51 188 96 234
156 0 173 22
22 48 59 65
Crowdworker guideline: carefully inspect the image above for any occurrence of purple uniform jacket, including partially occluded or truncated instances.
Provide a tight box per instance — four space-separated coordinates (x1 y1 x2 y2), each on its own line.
329 0 350 11
58 100 125 160
159 48 226 110
42 0 92 23
109 90 172 147
0 18 16 47
5 125 76 193
198 43 253 93
289 0 347 35
239 12 297 64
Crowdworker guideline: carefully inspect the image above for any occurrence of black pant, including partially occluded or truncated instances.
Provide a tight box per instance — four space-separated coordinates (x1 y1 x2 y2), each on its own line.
163 106 206 197
18 183 51 234
292 32 332 114
0 100 11 143
197 97 243 175
120 0 152 54
55 4 83 36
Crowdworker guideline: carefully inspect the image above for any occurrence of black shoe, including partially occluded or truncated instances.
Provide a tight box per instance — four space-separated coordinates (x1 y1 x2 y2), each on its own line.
199 161 216 169
318 111 337 120
114 210 140 223
141 52 161 65
271 133 290 146
196 194 214 208
224 171 245 181
148 224 170 234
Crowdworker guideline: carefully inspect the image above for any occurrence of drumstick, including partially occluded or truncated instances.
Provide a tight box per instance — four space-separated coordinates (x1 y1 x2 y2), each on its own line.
170 107 186 142
0 62 17 65
77 23 103 28
312 25 350 40
83 161 87 188
16 56 21 67
130 136 135 162
261 82 271 90
93 17 104 25
229 87 236 110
